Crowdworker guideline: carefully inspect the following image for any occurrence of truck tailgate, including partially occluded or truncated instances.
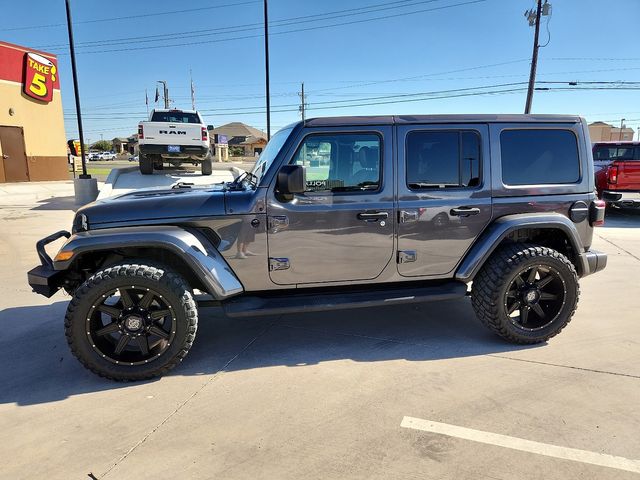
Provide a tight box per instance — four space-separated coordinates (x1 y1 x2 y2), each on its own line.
617 161 640 190
141 122 204 146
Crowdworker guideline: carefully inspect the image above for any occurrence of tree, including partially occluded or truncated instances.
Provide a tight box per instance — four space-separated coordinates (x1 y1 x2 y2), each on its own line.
92 140 112 151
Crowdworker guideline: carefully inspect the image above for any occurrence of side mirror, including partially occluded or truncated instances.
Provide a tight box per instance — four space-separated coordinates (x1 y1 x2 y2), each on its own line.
276 165 306 199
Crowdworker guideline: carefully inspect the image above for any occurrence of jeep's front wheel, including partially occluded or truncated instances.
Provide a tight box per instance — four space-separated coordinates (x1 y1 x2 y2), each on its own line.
471 244 579 344
65 262 198 381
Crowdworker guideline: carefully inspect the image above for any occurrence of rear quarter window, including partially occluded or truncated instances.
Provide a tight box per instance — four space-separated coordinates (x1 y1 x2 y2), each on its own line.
500 129 580 185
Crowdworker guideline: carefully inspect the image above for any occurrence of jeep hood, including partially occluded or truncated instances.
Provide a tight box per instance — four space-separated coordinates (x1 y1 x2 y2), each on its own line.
76 185 228 227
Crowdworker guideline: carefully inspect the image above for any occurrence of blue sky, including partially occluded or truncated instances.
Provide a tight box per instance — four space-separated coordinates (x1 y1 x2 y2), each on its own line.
2 0 640 141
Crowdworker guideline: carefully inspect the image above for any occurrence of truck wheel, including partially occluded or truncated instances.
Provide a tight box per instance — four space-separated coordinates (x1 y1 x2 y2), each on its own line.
139 155 153 175
471 244 579 344
64 262 198 381
201 158 212 176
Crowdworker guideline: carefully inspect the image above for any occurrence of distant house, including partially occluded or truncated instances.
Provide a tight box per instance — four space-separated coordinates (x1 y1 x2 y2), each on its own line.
209 122 267 156
111 137 129 154
589 121 635 142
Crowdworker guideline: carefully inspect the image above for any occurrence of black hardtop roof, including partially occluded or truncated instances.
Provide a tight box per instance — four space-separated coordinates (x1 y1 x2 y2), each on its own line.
301 114 583 127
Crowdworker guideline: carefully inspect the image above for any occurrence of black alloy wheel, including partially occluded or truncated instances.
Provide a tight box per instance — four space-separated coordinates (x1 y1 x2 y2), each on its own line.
87 286 176 366
504 264 566 331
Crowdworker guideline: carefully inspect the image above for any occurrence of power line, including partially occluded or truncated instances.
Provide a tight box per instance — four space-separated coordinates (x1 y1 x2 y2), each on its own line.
64 83 640 121
48 0 487 55
0 1 261 32
38 0 440 50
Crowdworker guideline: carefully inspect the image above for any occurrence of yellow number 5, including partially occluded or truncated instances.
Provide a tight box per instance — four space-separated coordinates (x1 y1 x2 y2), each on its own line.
29 73 47 97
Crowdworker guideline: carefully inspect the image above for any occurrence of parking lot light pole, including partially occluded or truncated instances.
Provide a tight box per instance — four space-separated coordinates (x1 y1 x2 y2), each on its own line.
619 118 625 141
65 0 88 178
65 0 98 204
264 0 271 140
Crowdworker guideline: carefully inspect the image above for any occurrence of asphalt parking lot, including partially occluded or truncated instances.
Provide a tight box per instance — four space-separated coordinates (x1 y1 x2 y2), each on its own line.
0 185 638 480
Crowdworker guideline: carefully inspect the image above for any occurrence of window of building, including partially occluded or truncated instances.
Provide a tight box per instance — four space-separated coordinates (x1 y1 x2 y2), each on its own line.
406 130 481 189
291 133 381 193
501 129 580 185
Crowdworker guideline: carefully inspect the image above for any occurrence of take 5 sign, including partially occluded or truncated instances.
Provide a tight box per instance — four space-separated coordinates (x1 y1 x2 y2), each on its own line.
23 52 57 103
0 42 60 104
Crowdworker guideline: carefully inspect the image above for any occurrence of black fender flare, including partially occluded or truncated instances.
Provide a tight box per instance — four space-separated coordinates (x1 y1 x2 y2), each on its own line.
455 213 589 281
53 226 244 299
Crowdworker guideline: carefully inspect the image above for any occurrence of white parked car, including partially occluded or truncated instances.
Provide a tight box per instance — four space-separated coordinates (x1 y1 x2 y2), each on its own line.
100 151 117 160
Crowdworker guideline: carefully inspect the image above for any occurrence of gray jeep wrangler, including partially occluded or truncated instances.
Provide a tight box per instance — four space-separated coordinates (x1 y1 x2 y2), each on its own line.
28 115 607 381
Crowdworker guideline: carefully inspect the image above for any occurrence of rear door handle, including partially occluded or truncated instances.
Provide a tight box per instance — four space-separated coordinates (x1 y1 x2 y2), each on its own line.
450 207 481 217
357 211 388 221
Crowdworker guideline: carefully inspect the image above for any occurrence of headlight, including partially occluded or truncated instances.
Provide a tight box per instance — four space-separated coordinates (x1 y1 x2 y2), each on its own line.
72 213 89 233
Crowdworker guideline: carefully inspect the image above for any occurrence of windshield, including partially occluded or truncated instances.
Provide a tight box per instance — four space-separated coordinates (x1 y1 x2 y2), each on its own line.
250 127 294 185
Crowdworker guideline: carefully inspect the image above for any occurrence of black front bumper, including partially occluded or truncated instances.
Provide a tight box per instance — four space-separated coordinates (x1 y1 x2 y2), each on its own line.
27 230 70 298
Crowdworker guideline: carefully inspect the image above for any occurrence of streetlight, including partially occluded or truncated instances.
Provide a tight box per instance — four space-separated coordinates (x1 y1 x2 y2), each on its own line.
619 118 625 141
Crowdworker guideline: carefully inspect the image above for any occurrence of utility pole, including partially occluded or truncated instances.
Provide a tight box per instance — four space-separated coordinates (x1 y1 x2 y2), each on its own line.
298 82 307 122
65 0 88 178
524 0 542 114
157 80 169 109
263 0 271 140
190 69 196 110
619 118 626 141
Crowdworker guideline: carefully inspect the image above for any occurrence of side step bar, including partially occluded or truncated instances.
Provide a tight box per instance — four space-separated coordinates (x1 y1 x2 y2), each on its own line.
221 282 468 318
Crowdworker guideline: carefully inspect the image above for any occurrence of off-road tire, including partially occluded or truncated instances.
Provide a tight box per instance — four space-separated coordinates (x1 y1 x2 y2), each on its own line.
471 243 579 344
139 155 153 175
65 262 198 381
201 158 212 176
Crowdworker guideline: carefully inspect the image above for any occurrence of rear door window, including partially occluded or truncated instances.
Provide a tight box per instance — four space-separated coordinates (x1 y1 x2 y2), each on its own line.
406 130 481 189
501 129 580 185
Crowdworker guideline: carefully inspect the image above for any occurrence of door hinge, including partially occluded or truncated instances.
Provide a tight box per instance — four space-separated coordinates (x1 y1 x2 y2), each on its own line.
398 250 417 264
267 215 289 233
399 210 419 223
269 257 290 271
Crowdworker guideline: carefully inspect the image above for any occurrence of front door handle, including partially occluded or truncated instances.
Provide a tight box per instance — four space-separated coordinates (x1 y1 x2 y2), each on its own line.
450 207 481 217
357 211 388 221
2 155 8 159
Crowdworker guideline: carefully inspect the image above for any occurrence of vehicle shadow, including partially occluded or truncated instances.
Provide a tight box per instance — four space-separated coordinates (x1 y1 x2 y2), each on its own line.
0 298 540 406
30 195 77 212
603 207 640 228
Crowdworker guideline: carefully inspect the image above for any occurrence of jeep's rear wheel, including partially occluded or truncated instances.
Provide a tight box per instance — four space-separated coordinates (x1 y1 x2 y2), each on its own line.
471 244 579 344
65 262 198 381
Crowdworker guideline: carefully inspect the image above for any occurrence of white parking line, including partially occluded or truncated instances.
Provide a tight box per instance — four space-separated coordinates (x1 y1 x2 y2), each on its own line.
401 416 640 474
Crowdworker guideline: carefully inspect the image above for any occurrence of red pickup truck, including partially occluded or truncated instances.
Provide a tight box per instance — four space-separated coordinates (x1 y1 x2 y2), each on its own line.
593 141 640 208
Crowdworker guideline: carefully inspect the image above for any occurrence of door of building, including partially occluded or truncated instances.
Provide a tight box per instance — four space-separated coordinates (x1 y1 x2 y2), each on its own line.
0 126 29 182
